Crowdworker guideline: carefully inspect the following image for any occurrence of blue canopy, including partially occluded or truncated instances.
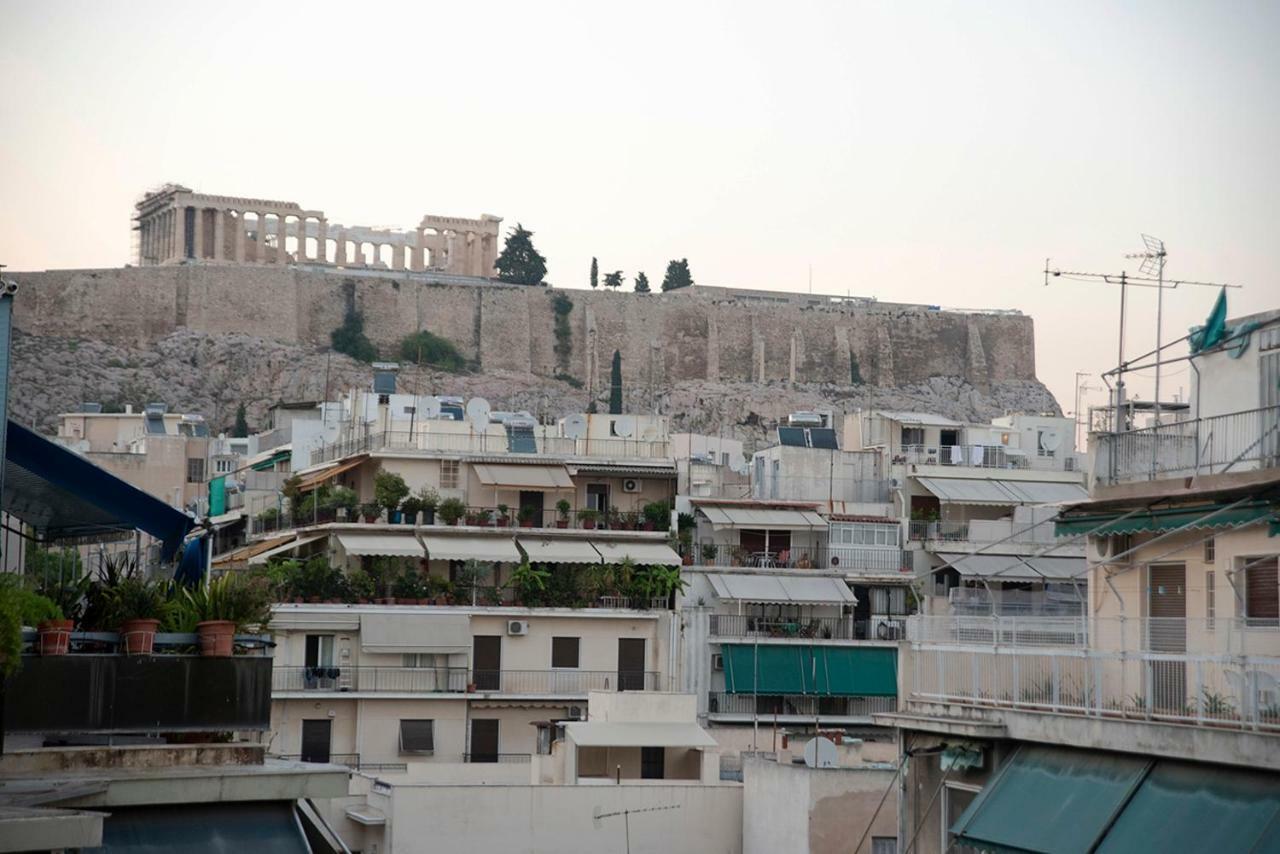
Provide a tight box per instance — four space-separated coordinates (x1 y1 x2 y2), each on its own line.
2 421 195 560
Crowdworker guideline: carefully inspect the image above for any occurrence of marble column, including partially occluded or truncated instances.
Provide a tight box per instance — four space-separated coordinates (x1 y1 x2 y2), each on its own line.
192 208 204 260
212 208 225 261
233 212 245 263
276 214 287 265
316 218 328 263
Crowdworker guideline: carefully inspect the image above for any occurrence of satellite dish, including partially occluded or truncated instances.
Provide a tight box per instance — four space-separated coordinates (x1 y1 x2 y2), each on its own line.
1039 430 1063 452
640 423 659 441
564 414 588 440
467 397 491 433
420 397 442 419
613 416 635 438
803 736 838 769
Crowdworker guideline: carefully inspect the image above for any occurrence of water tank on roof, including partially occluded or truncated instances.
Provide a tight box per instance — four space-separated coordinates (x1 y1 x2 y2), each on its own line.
788 411 824 427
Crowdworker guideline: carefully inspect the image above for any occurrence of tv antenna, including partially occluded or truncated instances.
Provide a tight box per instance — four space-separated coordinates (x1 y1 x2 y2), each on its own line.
1043 241 1239 430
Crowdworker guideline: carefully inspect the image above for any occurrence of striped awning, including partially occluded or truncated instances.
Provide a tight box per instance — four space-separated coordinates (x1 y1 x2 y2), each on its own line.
336 531 424 557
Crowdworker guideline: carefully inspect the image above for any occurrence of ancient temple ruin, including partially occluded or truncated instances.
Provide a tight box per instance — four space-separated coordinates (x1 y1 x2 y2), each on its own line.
133 184 502 278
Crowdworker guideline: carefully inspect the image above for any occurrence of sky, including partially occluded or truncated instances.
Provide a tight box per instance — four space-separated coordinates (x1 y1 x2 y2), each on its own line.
1 0 1277 421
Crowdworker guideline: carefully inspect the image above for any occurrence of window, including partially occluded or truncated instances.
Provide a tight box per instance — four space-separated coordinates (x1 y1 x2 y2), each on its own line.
1204 536 1215 564
186 457 205 483
901 426 925 446
1243 557 1279 625
552 637 580 668
399 719 434 754
305 634 335 667
402 653 442 668
1206 571 1215 631
831 523 898 547
871 838 897 854
440 460 459 489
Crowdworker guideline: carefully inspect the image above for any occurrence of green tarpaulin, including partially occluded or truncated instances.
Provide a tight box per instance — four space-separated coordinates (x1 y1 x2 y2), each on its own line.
208 475 226 516
951 745 1151 853
1054 502 1276 539
722 644 897 696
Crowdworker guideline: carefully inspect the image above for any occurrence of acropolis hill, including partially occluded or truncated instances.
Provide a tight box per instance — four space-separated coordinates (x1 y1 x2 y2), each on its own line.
9 186 1059 437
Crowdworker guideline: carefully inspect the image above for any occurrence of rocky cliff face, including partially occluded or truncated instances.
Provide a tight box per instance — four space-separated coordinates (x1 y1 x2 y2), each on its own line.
11 328 1059 449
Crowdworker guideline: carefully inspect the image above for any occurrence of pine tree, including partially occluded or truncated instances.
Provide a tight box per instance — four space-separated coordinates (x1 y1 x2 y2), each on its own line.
634 272 650 294
590 257 598 289
609 350 623 414
331 306 378 362
603 270 624 289
232 403 249 438
660 258 694 292
494 223 547 286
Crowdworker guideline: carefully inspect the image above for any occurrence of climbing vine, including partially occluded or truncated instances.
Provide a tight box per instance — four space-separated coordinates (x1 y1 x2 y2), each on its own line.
552 293 573 372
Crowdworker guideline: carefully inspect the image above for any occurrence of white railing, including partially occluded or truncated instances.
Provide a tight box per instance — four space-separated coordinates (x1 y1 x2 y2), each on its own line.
896 444 1080 472
1094 406 1280 485
905 642 1280 732
316 429 671 464
946 589 1086 619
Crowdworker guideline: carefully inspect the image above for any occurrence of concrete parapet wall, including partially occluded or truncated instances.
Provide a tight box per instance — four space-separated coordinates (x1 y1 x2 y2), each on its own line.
13 266 1037 391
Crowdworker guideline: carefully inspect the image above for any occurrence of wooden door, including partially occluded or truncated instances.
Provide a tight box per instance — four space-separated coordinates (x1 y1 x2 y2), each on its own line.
300 719 331 764
470 719 499 763
473 635 501 691
618 638 646 691
1148 564 1186 711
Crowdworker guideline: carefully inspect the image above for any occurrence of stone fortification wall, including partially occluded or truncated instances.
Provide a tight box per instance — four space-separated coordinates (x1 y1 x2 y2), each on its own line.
14 266 1035 396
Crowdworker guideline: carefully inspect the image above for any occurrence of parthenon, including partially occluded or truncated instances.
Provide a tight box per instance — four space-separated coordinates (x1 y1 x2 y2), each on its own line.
132 184 502 278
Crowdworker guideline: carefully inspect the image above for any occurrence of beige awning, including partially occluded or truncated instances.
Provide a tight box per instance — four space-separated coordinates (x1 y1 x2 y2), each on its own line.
212 533 296 567
247 533 326 566
519 537 602 564
294 455 369 493
422 534 521 563
337 532 425 557
473 463 574 489
360 612 471 654
698 505 827 530
706 572 856 605
937 552 1086 581
565 721 718 748
592 539 683 566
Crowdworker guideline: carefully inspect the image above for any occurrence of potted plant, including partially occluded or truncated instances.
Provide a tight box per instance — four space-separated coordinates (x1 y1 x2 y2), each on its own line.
110 577 168 655
509 558 549 606
347 570 376 604
517 505 538 528
701 543 719 565
401 495 424 526
179 573 272 657
496 504 511 527
416 487 440 525
606 506 622 530
438 497 466 526
678 529 694 565
642 501 670 532
579 508 599 530
326 486 360 521
360 502 382 524
556 499 571 529
20 591 71 657
257 506 280 531
392 569 423 605
374 469 411 524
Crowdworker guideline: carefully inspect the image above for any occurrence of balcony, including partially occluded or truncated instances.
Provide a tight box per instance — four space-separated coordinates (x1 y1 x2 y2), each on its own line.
908 518 1061 547
4 655 273 733
251 504 674 537
1093 406 1280 486
269 753 408 774
271 666 660 695
709 614 890 641
946 588 1086 619
315 429 672 465
707 692 897 720
896 443 1080 472
903 616 1280 733
686 542 912 575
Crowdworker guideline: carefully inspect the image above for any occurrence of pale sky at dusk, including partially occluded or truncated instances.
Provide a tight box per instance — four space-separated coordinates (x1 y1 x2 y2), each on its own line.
1 1 1276 419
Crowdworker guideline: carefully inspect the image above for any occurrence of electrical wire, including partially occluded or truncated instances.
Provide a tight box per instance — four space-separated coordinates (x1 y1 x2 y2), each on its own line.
850 744 909 854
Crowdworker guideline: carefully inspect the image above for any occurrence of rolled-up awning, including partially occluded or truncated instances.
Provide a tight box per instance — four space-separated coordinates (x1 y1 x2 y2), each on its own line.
592 539 683 566
360 612 470 654
422 534 521 563
936 552 1086 581
293 455 368 493
473 463 574 489
247 533 327 566
917 477 1020 505
698 505 827 530
519 537 601 564
705 572 855 605
998 480 1089 504
337 531 424 557
565 721 717 748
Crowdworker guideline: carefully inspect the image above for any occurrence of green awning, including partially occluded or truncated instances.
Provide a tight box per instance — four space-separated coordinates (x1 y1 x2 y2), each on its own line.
251 450 291 472
722 645 896 696
951 745 1151 853
1054 502 1276 538
1097 761 1280 853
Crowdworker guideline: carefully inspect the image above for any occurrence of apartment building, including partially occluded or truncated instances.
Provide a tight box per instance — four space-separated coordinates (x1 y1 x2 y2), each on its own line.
878 306 1280 853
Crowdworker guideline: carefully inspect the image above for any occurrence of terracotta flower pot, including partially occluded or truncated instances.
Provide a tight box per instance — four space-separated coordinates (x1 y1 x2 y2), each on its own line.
121 618 160 656
556 520 568 529
582 519 596 529
37 619 73 656
196 620 236 657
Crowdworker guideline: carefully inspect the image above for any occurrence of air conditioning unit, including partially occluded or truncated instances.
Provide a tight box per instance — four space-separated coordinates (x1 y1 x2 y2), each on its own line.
1090 533 1131 565
622 478 641 493
874 619 903 641
712 653 724 671
567 705 585 720
507 620 529 636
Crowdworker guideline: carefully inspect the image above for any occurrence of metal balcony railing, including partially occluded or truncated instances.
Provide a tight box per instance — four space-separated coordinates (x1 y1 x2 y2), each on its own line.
462 753 532 764
707 692 897 718
271 666 660 694
1094 406 1280 485
315 429 672 465
270 753 409 773
709 614 859 640
895 444 1080 472
684 542 911 574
